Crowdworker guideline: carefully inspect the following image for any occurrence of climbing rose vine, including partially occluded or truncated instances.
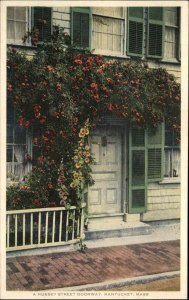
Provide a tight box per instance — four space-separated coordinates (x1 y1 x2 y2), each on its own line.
7 27 180 210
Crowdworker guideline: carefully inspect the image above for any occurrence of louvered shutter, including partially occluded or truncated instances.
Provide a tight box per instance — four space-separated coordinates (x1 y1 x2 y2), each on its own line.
147 7 164 58
128 127 147 213
127 7 144 56
33 7 52 42
71 7 91 48
128 123 164 214
147 123 164 181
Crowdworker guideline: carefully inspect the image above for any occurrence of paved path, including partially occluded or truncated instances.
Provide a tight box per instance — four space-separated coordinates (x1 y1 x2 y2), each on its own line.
6 240 180 291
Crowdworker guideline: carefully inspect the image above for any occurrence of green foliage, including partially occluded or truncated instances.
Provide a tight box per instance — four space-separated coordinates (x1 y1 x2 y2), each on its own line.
7 27 181 210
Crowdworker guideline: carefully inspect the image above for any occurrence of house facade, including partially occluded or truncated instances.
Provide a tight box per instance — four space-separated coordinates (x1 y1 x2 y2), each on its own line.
7 6 181 233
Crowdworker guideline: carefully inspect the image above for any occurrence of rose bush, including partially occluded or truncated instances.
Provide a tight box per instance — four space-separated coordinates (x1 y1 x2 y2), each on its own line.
7 27 180 210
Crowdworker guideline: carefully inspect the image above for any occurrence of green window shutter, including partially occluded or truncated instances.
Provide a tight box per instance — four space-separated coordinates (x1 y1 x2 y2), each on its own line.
71 7 91 48
127 7 144 56
128 127 147 213
147 7 164 58
33 7 52 42
128 123 164 214
147 123 164 181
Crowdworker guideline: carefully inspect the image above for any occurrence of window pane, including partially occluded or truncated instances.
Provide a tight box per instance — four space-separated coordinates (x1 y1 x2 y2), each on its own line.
164 27 176 59
93 16 123 53
164 148 180 178
165 129 173 146
172 149 180 177
15 7 26 21
132 150 145 185
7 7 14 19
164 7 178 26
7 146 13 162
14 125 26 144
7 20 15 39
14 145 25 162
15 21 26 40
93 7 123 18
7 125 13 143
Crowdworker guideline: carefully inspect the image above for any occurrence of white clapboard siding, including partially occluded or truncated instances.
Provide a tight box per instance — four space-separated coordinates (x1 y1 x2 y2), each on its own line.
52 7 71 35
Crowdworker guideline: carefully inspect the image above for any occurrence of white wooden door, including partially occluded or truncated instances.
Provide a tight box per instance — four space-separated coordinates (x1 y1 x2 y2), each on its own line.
88 126 122 215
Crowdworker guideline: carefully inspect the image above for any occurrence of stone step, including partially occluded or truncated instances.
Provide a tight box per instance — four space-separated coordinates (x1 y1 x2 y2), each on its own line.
85 222 152 240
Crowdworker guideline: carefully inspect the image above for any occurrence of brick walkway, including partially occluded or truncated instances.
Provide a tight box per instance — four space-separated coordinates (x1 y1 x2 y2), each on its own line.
6 240 180 291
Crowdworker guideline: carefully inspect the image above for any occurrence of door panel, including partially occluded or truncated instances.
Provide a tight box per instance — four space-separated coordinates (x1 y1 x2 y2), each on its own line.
88 126 122 215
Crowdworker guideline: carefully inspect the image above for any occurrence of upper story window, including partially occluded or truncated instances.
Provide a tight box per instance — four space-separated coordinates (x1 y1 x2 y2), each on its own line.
92 7 124 55
127 7 180 61
7 7 28 44
164 7 180 60
164 127 180 179
7 7 52 45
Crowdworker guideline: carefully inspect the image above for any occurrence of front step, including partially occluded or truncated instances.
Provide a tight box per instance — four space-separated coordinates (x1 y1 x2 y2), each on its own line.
85 221 152 240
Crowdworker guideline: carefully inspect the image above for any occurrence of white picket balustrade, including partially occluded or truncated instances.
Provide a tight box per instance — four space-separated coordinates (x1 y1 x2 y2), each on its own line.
6 204 86 251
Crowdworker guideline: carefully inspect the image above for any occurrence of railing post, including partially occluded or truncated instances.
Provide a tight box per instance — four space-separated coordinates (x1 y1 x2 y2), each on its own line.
30 213 33 245
45 212 49 244
7 215 10 248
23 214 26 246
38 212 41 244
59 210 63 242
15 214 18 247
80 204 85 239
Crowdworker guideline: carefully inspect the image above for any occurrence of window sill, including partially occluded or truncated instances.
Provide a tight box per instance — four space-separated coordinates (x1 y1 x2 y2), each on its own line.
159 178 180 185
7 43 36 51
160 58 181 65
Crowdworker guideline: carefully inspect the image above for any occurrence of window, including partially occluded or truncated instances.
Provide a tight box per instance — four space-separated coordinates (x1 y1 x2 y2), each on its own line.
164 127 180 179
33 7 52 42
7 101 32 182
92 7 124 55
147 7 163 58
7 7 28 44
164 7 180 60
71 7 91 48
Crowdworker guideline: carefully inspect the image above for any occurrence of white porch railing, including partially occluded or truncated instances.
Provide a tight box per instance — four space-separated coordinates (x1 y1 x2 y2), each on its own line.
6 203 86 251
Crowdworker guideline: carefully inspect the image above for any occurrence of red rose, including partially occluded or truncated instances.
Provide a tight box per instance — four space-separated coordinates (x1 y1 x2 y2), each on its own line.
18 117 24 127
7 83 13 92
33 138 38 144
39 116 46 123
107 103 113 111
24 121 30 128
74 59 82 65
90 82 98 91
97 68 103 74
56 83 62 92
106 78 113 85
